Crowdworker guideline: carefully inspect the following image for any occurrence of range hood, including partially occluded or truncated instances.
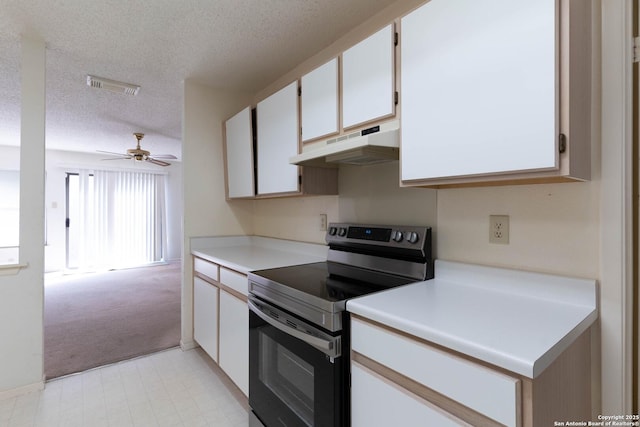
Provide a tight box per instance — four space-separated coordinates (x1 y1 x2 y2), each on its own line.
290 120 399 167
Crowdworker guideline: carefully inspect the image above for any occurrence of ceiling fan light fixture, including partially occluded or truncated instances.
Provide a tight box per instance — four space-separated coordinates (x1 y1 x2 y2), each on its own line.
97 133 174 167
86 75 140 96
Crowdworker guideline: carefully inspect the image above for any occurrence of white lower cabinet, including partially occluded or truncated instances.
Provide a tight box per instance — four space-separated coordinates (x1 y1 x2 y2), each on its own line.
193 276 219 363
219 290 249 396
351 317 518 427
351 362 469 427
350 316 594 427
193 257 249 396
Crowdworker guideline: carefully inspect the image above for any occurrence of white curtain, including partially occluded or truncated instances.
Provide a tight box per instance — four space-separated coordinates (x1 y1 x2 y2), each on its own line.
75 169 166 270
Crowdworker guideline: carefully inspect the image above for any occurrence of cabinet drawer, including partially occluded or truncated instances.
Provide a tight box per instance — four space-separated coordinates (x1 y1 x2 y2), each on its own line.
351 362 470 427
351 318 520 427
220 267 248 296
194 257 219 281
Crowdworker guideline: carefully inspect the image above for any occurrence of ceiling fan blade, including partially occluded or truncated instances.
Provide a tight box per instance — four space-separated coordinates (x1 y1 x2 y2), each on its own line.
149 154 178 159
146 158 171 167
97 150 128 156
101 156 132 161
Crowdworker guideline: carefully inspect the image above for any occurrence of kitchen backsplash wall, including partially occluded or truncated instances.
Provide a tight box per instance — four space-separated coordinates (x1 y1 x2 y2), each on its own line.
338 162 437 229
252 162 438 249
253 195 339 244
252 161 599 279
437 181 600 279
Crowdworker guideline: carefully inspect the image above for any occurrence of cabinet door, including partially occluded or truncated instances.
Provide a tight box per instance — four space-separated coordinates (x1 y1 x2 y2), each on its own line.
193 277 218 362
219 290 249 396
401 0 557 182
342 24 395 129
351 363 469 427
351 317 520 427
256 81 300 195
224 107 254 198
301 58 339 142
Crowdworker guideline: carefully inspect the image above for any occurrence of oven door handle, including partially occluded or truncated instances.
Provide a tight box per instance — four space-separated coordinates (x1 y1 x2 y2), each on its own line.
248 299 341 359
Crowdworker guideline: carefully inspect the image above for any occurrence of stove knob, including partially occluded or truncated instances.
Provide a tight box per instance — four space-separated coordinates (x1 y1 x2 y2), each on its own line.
407 232 420 244
392 231 404 242
338 227 347 237
328 227 337 236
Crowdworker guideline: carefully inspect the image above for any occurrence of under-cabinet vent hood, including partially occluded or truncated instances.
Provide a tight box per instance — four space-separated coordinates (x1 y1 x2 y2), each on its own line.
290 120 399 167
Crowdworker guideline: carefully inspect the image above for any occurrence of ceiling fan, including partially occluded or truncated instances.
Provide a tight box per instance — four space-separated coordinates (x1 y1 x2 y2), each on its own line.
98 133 177 166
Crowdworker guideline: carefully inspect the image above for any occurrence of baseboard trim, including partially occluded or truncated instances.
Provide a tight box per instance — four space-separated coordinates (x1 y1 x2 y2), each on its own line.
181 339 198 351
0 380 45 400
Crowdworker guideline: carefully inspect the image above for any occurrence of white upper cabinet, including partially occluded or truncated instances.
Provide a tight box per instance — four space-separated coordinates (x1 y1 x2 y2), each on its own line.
257 81 300 195
224 107 254 198
301 58 339 142
400 0 591 186
342 24 396 129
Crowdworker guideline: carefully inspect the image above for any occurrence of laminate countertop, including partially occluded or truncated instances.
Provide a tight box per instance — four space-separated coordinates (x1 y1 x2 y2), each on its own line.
190 235 328 274
347 260 598 378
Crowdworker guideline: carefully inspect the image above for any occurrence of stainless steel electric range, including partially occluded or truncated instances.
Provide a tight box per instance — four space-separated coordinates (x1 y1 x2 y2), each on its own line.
247 223 434 427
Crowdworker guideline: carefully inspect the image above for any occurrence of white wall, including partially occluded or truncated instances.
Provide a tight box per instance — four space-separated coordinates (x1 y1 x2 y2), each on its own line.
339 163 438 240
0 37 46 398
251 162 438 245
42 149 183 272
181 80 254 348
599 0 633 414
253 195 339 244
436 182 600 277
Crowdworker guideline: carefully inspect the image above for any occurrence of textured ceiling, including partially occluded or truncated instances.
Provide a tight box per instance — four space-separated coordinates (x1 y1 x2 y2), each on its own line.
0 0 398 161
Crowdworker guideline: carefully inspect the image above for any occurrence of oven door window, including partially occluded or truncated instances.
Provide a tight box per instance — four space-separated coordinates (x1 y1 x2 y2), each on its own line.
259 332 314 423
250 310 344 427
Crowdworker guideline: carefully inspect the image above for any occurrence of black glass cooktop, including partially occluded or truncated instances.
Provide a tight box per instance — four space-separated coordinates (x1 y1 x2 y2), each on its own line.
250 262 415 303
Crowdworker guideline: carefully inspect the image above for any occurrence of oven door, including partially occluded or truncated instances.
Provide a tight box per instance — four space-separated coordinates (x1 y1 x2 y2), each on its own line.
248 295 346 427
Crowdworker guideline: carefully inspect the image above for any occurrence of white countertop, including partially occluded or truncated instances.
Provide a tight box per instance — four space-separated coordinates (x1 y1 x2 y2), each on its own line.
190 236 327 274
346 260 598 379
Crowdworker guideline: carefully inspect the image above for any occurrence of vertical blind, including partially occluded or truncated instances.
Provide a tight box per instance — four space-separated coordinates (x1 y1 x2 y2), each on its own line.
75 169 166 270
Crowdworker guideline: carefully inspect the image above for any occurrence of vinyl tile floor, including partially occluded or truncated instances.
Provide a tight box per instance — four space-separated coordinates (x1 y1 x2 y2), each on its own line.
0 347 249 427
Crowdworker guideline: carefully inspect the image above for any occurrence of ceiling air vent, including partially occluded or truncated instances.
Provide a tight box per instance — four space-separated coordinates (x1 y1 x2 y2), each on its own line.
86 75 140 96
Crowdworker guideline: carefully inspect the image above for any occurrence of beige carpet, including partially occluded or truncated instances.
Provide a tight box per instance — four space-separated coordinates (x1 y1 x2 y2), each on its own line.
44 262 181 379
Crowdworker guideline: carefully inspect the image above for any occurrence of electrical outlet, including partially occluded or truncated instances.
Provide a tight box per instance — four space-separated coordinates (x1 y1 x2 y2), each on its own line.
320 214 327 231
489 215 510 244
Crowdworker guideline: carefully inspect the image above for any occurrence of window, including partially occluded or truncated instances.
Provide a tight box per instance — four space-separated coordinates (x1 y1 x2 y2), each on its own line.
67 169 167 270
0 39 21 267
0 170 20 265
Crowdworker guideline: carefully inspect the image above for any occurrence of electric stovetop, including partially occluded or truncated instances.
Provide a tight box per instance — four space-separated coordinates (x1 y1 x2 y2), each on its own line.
249 261 416 305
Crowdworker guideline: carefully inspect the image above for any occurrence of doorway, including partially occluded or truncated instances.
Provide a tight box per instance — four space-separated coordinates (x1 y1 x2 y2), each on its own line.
65 172 91 269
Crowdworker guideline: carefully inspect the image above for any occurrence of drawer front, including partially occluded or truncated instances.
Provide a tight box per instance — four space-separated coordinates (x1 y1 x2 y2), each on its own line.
220 267 248 296
351 318 520 427
194 257 219 281
351 362 470 427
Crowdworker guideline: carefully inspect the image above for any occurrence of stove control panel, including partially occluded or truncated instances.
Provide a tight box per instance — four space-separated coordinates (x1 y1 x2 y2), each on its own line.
326 222 431 250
